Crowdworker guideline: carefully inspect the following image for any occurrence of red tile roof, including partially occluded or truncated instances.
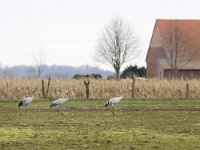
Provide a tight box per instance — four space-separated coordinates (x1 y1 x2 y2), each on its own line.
156 19 200 62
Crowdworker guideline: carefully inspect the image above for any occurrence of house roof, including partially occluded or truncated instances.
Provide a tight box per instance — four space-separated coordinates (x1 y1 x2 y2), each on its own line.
147 19 200 69
156 19 200 61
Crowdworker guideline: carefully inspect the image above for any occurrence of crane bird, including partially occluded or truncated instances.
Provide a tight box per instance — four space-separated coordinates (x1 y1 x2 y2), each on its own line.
18 88 37 116
105 90 124 116
50 91 69 116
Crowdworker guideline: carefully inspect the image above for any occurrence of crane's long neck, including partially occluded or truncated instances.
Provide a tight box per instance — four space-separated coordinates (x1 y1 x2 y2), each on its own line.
32 92 35 99
119 91 124 100
117 95 122 102
64 98 68 102
64 93 69 98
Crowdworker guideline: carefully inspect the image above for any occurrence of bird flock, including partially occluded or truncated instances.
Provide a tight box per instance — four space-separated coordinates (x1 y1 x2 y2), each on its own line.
18 89 124 117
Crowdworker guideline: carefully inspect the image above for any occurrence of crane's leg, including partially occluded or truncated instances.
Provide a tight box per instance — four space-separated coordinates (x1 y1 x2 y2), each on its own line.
25 106 28 115
55 107 59 113
19 107 22 116
108 107 115 116
56 107 65 116
60 112 64 116
113 107 115 117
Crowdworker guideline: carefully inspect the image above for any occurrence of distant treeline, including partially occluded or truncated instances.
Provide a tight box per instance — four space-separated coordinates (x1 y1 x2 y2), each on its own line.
73 65 146 79
73 74 102 79
120 65 146 78
0 64 145 79
0 65 113 78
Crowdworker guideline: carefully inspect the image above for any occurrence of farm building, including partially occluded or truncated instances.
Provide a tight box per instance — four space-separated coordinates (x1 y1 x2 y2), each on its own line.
146 19 200 79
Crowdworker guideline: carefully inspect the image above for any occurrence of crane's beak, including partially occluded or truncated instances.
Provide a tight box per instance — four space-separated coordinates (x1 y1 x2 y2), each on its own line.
33 88 37 92
66 91 69 95
120 90 125 94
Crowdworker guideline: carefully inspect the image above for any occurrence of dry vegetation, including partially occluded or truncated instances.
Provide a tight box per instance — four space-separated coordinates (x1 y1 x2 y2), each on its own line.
0 77 200 100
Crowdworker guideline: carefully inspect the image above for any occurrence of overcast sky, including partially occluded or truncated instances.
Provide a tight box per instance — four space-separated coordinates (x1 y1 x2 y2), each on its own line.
0 0 199 71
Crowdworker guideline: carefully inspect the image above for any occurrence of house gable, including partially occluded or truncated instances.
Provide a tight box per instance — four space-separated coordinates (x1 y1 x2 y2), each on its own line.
146 19 200 78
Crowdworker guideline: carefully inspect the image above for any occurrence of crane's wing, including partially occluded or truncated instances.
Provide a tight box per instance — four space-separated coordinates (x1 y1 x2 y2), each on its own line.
18 100 25 107
50 98 69 108
105 97 116 107
18 97 32 107
105 100 110 107
108 96 122 105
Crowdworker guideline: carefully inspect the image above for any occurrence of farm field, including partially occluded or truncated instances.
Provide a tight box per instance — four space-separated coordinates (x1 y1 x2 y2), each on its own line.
0 99 200 150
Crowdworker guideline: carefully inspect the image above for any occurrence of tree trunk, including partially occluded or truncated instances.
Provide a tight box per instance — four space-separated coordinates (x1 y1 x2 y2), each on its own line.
171 68 177 79
115 67 120 80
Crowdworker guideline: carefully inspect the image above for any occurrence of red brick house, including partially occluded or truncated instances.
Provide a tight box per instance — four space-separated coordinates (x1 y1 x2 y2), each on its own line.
146 19 200 79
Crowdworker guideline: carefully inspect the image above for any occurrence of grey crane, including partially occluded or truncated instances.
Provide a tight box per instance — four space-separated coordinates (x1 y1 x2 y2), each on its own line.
18 88 37 116
50 91 69 116
105 91 124 116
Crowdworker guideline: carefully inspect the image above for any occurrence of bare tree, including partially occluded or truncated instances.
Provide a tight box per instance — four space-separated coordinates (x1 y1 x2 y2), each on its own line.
26 66 37 78
162 20 194 78
26 46 47 78
33 46 46 78
95 17 139 79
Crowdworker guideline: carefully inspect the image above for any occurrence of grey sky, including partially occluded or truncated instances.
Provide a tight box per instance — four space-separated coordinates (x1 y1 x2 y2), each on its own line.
0 0 199 71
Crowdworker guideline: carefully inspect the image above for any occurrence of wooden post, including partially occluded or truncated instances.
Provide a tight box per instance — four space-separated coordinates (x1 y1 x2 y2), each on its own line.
84 80 90 99
42 80 46 97
42 77 51 98
6 83 9 100
131 74 136 98
185 83 189 99
46 77 51 97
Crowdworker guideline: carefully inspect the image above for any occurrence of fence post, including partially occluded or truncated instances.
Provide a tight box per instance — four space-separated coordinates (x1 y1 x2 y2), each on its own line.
185 83 189 99
131 74 136 99
42 80 46 97
46 77 51 97
42 77 51 98
84 80 90 99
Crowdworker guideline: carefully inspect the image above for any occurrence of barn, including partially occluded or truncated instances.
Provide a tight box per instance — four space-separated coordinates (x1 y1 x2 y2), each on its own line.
146 19 200 79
